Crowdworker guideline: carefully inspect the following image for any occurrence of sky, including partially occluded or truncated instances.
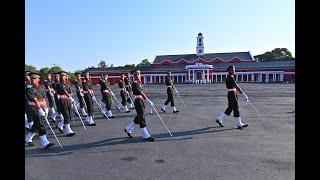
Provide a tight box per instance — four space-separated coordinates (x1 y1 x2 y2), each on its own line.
26 0 295 72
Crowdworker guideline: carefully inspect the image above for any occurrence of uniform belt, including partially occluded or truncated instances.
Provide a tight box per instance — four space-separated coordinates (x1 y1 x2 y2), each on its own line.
227 88 237 92
135 95 144 100
27 98 45 106
57 94 69 99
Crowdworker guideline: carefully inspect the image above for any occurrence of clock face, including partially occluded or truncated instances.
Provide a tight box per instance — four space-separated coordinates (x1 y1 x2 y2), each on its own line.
199 50 202 53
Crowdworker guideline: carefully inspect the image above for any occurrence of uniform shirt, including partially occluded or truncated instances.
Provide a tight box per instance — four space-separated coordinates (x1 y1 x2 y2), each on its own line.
132 80 143 96
118 79 126 89
82 80 93 91
52 81 60 91
99 79 110 93
25 84 46 100
225 75 237 89
124 77 131 91
43 80 53 90
74 80 83 93
56 82 72 95
165 76 173 86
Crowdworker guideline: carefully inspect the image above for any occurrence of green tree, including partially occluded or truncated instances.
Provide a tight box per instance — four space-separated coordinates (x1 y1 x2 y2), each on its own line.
137 59 150 66
48 66 64 74
254 48 294 62
25 64 38 72
68 72 76 83
98 60 107 68
38 67 50 82
124 64 136 69
39 67 49 77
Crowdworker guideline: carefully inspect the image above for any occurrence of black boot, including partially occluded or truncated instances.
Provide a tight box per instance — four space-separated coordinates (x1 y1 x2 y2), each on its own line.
124 129 133 138
216 119 224 127
237 124 248 129
66 132 75 137
44 142 55 149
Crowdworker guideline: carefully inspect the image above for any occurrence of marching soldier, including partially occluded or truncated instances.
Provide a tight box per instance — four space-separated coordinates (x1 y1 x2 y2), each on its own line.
25 72 55 148
82 72 96 126
215 65 249 129
124 69 155 142
25 71 34 130
118 73 130 113
55 71 76 136
52 73 65 132
99 73 116 118
124 73 134 109
43 73 57 122
161 71 179 113
74 72 88 117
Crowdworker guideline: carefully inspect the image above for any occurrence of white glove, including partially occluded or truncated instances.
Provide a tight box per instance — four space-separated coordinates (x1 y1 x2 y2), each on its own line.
49 92 54 97
44 108 49 117
146 98 154 107
69 97 75 103
92 96 96 101
80 92 84 97
174 89 179 94
242 92 249 102
110 91 115 97
38 108 46 117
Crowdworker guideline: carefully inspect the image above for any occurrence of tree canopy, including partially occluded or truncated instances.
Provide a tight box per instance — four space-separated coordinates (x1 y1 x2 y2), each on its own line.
137 59 151 66
254 48 294 62
98 60 107 68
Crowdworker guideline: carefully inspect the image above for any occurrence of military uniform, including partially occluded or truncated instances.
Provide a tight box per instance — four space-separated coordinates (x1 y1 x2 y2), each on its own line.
161 74 179 113
82 75 96 126
43 78 57 121
216 65 248 129
25 72 54 148
25 72 34 130
55 71 75 136
52 74 64 124
74 76 88 117
99 77 116 118
118 78 130 112
124 70 155 141
124 77 134 109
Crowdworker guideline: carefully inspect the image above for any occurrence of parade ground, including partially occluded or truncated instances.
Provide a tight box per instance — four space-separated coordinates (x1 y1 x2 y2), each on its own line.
25 83 295 180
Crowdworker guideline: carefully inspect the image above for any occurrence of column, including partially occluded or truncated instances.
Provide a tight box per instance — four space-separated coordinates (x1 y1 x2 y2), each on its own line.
280 73 284 82
207 69 209 82
193 70 195 83
251 73 254 81
143 76 146 84
188 70 190 82
266 74 269 83
202 70 205 83
273 73 276 82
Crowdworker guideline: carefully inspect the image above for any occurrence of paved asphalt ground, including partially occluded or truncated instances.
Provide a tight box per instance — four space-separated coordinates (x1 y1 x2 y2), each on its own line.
25 83 295 180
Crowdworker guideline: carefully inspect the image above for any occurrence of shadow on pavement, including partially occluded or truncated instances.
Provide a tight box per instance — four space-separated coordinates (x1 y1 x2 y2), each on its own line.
25 126 238 157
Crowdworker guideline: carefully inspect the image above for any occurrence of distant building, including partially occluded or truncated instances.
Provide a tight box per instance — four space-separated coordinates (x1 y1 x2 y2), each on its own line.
82 33 295 85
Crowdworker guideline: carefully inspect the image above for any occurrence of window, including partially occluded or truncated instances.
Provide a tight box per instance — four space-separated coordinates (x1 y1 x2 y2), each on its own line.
199 50 202 53
199 39 202 43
